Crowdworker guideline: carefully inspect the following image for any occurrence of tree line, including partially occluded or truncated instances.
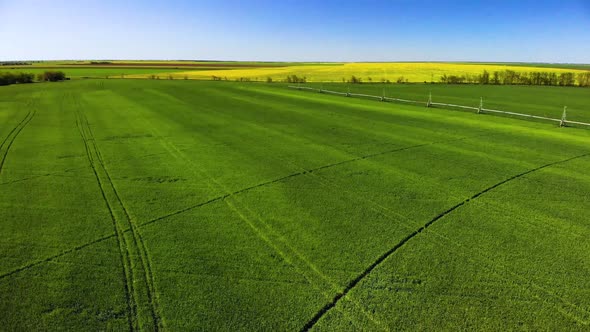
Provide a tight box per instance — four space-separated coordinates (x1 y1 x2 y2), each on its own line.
0 71 68 86
1 61 32 66
441 69 590 87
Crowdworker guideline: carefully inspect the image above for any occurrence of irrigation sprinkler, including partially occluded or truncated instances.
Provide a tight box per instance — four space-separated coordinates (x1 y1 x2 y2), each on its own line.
347 85 350 97
478 97 483 114
287 86 590 128
380 88 385 101
320 84 323 93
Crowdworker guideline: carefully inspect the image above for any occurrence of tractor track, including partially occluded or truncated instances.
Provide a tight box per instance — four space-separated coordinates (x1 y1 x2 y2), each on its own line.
141 133 484 228
3 118 586 328
300 151 590 331
0 134 482 282
74 108 136 332
85 115 163 331
139 142 433 228
0 233 116 281
0 110 36 176
73 95 161 331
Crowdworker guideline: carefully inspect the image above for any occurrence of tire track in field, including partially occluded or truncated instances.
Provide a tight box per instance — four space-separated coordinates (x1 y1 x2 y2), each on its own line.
290 156 590 325
0 167 86 186
73 106 136 332
73 97 162 331
0 134 479 282
80 104 163 331
141 133 485 228
0 109 36 176
300 151 590 331
0 234 116 281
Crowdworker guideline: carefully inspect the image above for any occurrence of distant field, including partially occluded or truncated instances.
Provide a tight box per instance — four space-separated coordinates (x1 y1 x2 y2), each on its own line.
0 61 290 78
1 79 590 330
146 62 590 83
3 61 587 82
0 67 187 78
463 62 590 70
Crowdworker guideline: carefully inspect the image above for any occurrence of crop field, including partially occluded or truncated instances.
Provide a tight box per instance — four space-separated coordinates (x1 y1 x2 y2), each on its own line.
0 67 190 79
0 61 301 79
1 79 590 330
142 62 590 83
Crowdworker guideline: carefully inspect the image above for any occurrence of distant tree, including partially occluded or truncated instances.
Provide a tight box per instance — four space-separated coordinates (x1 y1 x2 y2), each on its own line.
443 75 465 84
479 70 490 84
348 75 362 84
492 71 500 85
38 71 67 82
286 75 305 83
1 61 32 66
396 76 406 84
0 73 15 85
20 72 34 83
578 72 590 87
266 77 273 83
558 72 575 86
548 72 558 86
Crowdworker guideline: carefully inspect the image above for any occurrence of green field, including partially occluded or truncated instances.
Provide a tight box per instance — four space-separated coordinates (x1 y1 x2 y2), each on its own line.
1 80 590 330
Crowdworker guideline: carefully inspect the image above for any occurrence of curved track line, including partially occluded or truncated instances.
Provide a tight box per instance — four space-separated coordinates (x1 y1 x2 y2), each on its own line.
141 134 485 228
300 151 590 331
75 96 162 331
85 113 163 331
0 135 479 287
0 234 116 281
0 134 482 282
0 167 86 186
74 109 136 332
0 110 36 175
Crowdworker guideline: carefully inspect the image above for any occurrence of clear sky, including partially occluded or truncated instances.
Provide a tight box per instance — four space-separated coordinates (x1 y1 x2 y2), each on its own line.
1 0 589 63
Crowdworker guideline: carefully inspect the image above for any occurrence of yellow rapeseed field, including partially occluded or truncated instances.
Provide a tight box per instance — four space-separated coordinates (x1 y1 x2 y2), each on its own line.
131 62 587 82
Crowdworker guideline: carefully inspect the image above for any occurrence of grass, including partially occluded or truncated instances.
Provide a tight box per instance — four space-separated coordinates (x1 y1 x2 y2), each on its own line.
0 79 589 330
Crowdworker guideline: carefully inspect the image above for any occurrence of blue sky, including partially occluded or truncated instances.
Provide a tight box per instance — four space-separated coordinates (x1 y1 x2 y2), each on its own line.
1 0 589 62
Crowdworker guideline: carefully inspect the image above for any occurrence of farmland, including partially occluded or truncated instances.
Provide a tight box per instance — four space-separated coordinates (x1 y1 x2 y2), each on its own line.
1 79 590 331
0 61 290 79
147 62 589 83
3 61 588 84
